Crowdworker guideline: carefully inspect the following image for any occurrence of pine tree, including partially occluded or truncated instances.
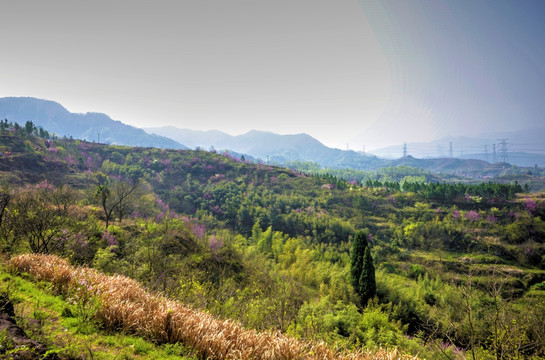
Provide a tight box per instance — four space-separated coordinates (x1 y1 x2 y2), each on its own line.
350 230 368 292
358 246 376 306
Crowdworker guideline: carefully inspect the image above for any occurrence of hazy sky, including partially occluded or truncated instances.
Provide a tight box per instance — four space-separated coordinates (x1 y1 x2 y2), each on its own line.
1 0 544 150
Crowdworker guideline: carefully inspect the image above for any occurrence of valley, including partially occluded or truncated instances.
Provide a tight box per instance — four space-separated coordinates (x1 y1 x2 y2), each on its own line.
1 123 544 359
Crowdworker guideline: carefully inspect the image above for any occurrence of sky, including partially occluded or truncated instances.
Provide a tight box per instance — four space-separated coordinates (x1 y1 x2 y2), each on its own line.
1 0 545 150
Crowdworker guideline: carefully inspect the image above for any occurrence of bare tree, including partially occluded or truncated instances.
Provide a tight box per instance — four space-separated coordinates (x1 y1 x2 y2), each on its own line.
422 267 545 360
92 172 141 229
51 183 80 214
483 267 545 360
12 181 75 254
0 182 18 253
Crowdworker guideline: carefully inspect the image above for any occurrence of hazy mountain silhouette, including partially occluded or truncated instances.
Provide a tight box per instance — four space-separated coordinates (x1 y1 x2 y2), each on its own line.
145 127 387 169
0 97 531 174
145 126 522 175
0 97 186 149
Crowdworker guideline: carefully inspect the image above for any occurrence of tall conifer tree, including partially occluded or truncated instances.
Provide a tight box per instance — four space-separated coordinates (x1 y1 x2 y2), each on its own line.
350 230 368 293
359 246 376 306
351 230 376 306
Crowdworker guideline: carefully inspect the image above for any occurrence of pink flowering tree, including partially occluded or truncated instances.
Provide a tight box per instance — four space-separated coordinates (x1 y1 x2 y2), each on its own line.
209 235 224 260
452 210 461 220
525 198 538 213
102 230 118 252
486 214 498 224
465 211 480 222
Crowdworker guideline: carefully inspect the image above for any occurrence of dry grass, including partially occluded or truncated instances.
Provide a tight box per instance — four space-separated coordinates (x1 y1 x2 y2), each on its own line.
10 254 419 360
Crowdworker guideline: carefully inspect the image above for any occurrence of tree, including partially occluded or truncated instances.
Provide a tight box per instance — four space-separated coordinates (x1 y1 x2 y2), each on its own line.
12 181 75 254
0 182 17 253
350 230 368 292
359 246 376 306
24 121 36 136
111 180 143 222
351 230 376 306
257 226 273 253
0 182 11 229
92 172 141 229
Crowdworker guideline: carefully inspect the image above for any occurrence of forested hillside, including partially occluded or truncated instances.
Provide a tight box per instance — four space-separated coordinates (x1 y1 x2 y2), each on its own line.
1 122 545 359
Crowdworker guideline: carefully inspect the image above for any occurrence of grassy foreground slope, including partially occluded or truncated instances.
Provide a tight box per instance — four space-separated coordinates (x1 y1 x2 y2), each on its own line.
0 264 197 359
5 253 417 360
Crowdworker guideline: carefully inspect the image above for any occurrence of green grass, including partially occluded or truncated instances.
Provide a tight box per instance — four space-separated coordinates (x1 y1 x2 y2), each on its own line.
0 268 197 360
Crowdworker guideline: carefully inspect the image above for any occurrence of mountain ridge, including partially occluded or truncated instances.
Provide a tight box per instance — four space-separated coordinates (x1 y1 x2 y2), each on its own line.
145 125 526 176
1 97 540 174
0 97 186 149
145 125 387 169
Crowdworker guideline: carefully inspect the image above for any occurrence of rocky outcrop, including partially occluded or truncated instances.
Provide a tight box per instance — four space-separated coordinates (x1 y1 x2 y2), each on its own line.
0 295 59 359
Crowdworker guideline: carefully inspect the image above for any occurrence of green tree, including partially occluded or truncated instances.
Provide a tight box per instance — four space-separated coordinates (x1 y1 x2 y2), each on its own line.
24 120 36 136
359 246 376 306
350 230 368 295
351 230 376 306
257 226 273 253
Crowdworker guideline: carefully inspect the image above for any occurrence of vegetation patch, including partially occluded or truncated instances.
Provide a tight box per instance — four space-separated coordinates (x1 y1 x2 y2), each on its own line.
9 254 419 360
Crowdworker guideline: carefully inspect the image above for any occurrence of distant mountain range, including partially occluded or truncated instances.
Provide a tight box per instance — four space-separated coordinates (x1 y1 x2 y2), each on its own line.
145 126 387 170
0 97 538 175
145 126 522 177
0 97 185 149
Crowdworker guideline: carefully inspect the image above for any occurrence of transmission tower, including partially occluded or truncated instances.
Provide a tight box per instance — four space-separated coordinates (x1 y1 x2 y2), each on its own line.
483 145 489 163
449 142 453 158
403 143 407 157
497 139 509 163
492 144 497 163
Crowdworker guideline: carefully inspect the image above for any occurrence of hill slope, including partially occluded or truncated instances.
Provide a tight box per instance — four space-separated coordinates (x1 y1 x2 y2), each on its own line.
0 97 186 149
0 264 197 359
2 130 545 358
8 254 414 360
